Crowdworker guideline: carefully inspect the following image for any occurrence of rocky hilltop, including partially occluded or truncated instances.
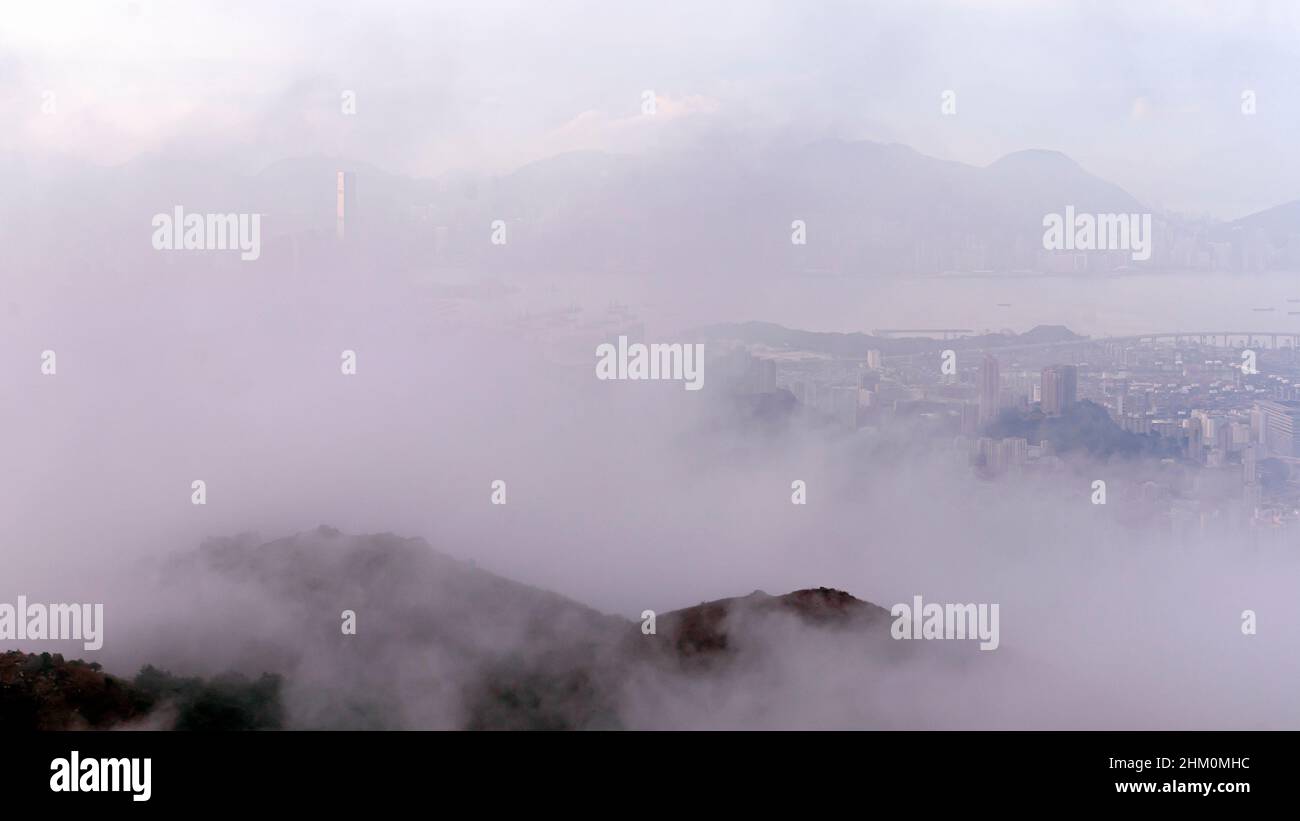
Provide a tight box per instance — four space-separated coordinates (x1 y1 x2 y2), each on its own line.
4 527 911 730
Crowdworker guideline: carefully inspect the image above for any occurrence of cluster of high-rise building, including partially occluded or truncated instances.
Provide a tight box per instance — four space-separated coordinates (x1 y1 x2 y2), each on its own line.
718 329 1300 542
1040 365 1077 416
1253 400 1300 458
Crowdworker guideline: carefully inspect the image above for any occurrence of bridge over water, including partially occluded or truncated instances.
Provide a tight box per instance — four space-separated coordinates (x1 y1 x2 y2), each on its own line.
881 331 1300 364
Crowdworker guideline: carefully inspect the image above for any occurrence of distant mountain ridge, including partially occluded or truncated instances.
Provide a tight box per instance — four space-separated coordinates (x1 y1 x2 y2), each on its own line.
9 136 1300 274
0 138 1164 276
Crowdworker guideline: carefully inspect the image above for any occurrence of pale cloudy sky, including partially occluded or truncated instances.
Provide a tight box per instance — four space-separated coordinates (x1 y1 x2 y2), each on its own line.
3 0 1299 216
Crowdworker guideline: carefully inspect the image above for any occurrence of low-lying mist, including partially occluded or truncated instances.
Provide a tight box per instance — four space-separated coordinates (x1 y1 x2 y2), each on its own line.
2 267 1296 729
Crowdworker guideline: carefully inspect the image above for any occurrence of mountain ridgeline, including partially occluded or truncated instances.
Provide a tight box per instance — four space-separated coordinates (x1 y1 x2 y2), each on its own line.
2 528 930 730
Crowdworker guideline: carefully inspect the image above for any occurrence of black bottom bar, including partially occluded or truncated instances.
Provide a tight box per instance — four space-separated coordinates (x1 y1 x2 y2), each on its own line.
2 731 1284 809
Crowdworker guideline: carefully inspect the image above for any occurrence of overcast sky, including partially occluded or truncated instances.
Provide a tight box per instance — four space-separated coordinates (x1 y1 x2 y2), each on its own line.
3 1 1299 217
